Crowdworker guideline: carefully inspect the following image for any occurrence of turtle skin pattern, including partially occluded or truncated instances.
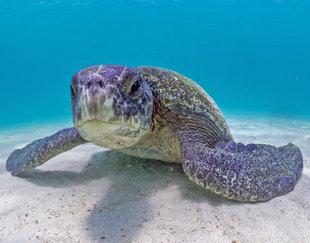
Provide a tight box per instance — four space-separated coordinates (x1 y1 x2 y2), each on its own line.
6 128 86 176
181 138 303 202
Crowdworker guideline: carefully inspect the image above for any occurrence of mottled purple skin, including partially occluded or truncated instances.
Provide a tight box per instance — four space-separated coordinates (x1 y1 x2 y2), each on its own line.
181 138 303 202
71 65 153 130
71 65 130 121
6 128 86 176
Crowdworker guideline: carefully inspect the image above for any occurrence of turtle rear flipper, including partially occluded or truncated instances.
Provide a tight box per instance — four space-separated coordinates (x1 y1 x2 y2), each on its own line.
180 137 303 202
6 127 87 176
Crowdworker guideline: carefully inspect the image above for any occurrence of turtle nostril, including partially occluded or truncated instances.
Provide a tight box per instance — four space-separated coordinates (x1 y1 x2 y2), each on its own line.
86 80 104 90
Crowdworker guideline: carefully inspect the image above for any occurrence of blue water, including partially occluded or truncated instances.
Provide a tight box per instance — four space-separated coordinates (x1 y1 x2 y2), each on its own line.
1 0 309 128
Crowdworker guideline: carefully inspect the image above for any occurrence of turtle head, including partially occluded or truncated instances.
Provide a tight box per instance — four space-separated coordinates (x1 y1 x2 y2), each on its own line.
71 65 153 149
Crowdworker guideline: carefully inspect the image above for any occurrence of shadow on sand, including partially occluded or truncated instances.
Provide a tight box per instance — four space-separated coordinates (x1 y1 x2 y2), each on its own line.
19 150 253 241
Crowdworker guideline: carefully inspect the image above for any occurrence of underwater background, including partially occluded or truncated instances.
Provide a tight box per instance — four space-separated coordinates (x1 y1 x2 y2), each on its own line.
0 0 309 128
1 2 310 242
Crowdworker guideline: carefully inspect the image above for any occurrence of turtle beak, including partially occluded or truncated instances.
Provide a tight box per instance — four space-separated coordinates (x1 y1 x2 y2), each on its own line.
73 82 125 142
76 119 122 141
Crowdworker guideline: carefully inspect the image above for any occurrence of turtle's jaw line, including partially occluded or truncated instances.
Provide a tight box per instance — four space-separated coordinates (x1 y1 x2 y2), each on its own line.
76 119 123 142
75 118 145 149
76 119 122 130
76 118 136 130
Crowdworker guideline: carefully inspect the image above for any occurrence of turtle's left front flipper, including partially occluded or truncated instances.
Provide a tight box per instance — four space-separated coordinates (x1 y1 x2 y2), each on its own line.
6 127 87 176
180 136 303 202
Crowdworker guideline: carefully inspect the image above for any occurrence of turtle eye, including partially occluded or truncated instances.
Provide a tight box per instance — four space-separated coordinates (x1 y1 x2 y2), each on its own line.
130 80 141 93
128 76 142 94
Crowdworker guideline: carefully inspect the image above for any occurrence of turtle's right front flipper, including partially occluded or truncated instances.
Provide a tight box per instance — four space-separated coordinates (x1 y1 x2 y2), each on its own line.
6 127 87 176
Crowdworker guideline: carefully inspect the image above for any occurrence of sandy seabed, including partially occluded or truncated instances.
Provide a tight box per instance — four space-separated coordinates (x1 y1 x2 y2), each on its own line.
0 117 309 243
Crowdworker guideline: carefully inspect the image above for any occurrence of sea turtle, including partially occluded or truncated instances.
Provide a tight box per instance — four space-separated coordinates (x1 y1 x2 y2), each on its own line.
6 65 303 202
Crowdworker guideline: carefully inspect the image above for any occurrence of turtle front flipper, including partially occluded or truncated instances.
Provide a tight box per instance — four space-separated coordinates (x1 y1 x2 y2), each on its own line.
6 127 87 176
180 137 303 202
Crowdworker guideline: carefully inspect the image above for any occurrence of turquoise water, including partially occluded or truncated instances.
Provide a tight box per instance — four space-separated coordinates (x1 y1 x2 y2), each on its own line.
1 0 309 128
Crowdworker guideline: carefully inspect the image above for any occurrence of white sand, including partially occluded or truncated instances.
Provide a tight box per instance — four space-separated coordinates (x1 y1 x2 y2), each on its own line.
0 117 309 242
